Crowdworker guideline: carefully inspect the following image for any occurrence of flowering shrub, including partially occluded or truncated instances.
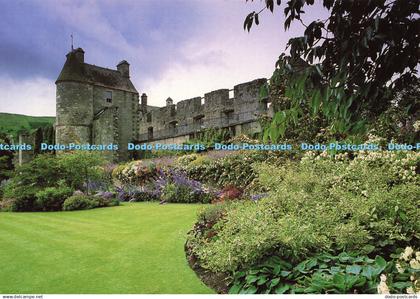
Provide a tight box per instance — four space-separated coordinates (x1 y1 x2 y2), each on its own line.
116 185 160 202
112 160 159 185
385 247 420 294
187 155 419 274
301 150 419 185
180 151 281 189
160 169 215 204
176 153 200 168
213 185 243 203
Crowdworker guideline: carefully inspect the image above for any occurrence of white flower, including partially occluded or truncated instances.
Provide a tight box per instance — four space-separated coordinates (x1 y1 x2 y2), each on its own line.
377 274 390 294
396 262 404 273
401 247 414 261
410 259 420 270
416 251 420 261
406 287 414 294
413 120 420 132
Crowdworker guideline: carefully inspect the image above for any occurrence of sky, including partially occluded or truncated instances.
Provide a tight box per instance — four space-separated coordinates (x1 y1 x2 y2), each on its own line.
0 0 327 116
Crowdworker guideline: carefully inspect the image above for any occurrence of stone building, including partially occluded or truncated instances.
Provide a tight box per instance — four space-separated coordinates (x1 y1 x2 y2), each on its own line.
55 48 271 161
138 79 270 145
55 48 145 161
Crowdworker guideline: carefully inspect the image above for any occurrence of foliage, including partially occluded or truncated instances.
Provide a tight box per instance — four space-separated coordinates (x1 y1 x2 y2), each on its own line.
0 133 14 182
214 185 243 203
93 191 120 207
386 247 420 294
35 186 74 211
2 154 63 211
189 128 233 149
1 153 108 211
229 253 392 294
112 160 159 186
62 195 95 211
176 153 200 168
160 169 214 204
245 0 419 136
0 112 54 139
58 151 106 194
179 150 281 189
116 184 160 202
187 151 419 273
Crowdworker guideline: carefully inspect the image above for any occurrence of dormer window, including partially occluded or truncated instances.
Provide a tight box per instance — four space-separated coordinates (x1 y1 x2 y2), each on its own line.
104 91 112 103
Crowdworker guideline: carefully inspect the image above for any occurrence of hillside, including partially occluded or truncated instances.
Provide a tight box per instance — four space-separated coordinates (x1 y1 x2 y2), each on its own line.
0 113 55 140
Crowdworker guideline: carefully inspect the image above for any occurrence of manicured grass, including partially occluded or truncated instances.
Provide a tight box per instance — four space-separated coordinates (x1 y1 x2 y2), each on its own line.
0 202 213 294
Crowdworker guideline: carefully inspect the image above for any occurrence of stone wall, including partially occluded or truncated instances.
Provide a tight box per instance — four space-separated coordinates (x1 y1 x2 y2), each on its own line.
55 82 93 144
55 79 139 161
138 78 268 143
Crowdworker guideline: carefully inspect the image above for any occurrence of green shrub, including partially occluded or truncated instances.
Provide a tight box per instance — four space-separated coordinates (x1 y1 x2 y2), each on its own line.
2 154 63 211
176 153 200 168
92 191 120 207
188 151 419 273
35 186 74 211
229 247 420 294
63 193 119 211
58 151 106 193
63 195 97 211
229 253 389 294
2 153 109 211
180 151 282 189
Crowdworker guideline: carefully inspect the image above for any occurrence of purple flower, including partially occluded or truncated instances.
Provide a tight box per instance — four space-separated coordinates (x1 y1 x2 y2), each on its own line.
250 193 268 202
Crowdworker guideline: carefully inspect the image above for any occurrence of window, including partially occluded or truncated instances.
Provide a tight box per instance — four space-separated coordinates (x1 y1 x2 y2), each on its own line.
146 113 152 122
104 91 112 103
169 121 178 129
148 127 153 139
226 111 234 120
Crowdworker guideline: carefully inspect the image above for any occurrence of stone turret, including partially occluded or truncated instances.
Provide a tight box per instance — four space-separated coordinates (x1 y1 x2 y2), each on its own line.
55 48 93 145
55 48 140 161
166 97 173 106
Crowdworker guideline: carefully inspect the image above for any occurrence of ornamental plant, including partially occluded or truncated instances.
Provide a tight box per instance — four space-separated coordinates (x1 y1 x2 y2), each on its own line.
187 152 419 273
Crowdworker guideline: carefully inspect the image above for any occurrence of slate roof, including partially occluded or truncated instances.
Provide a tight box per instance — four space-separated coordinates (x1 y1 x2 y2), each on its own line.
56 49 138 93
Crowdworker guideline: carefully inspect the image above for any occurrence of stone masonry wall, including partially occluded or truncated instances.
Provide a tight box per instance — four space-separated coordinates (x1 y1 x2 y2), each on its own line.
138 78 268 143
55 82 93 144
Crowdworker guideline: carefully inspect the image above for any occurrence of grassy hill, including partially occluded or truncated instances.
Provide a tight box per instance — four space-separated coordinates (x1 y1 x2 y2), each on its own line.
0 113 55 140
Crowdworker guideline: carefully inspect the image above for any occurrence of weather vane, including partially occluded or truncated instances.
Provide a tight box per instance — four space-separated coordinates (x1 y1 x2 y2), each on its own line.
71 33 74 51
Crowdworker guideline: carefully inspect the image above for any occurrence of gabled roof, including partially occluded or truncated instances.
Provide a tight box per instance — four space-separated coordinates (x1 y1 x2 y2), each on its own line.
56 49 138 93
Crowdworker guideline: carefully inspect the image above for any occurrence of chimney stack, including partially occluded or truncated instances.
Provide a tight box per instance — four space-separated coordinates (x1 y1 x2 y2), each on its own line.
117 60 130 78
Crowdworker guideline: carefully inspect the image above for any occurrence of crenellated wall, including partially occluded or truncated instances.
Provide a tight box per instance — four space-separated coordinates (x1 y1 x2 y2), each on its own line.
138 78 269 143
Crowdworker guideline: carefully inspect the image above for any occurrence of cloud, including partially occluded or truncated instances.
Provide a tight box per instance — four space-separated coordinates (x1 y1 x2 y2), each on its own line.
0 0 329 115
0 76 55 116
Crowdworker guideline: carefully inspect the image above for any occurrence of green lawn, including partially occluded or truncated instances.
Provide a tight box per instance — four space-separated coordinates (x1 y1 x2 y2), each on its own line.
0 202 213 294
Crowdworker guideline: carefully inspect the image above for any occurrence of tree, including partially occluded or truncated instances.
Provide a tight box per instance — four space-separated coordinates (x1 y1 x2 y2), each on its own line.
58 152 105 194
245 0 419 139
0 133 14 182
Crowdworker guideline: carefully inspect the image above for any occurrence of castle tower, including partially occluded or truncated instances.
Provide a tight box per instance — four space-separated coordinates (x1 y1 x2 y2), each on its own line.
55 48 140 161
55 48 93 145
